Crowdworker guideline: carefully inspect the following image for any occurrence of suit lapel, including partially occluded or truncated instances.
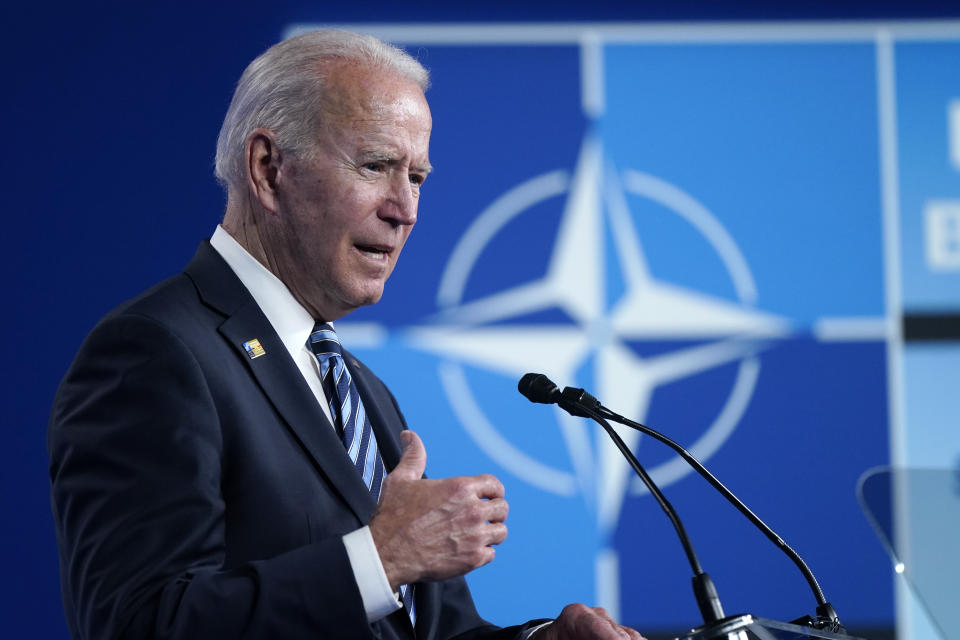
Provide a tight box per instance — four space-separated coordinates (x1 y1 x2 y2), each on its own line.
184 242 377 524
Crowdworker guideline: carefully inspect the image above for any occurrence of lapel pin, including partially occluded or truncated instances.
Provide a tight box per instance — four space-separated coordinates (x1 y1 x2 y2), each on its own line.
242 338 266 359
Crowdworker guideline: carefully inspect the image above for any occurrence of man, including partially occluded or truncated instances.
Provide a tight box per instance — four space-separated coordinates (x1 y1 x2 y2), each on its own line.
49 30 645 640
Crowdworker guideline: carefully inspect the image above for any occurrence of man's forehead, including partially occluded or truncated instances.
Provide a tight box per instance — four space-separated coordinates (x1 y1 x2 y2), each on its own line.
320 60 428 121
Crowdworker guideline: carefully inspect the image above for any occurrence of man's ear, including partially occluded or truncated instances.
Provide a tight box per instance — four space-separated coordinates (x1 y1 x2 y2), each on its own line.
245 128 283 213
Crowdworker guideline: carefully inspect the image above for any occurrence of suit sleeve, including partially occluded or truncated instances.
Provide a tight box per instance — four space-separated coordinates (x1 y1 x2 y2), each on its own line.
48 313 371 640
436 577 550 640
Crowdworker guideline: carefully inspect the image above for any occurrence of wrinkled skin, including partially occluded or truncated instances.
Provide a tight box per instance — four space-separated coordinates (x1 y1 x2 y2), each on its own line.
370 431 508 587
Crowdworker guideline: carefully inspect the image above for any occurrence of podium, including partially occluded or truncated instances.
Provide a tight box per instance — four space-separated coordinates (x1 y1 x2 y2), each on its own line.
858 467 960 640
676 615 865 640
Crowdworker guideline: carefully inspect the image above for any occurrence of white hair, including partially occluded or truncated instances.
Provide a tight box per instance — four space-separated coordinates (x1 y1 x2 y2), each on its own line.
214 29 430 191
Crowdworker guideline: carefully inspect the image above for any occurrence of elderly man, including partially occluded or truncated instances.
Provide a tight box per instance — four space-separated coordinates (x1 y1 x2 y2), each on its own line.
49 30 645 640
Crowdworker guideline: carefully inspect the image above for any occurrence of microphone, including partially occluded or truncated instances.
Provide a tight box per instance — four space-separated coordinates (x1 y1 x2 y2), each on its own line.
518 373 599 418
517 373 560 404
517 372 845 634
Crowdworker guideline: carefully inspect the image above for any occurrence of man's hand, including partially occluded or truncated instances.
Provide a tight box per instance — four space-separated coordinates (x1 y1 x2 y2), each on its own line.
369 430 509 589
536 604 646 640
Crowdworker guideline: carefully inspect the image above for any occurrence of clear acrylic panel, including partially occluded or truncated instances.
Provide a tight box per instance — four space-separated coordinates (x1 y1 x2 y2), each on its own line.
857 467 960 640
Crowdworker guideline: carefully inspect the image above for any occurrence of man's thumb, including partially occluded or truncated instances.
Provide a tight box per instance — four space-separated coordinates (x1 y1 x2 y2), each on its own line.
394 430 426 479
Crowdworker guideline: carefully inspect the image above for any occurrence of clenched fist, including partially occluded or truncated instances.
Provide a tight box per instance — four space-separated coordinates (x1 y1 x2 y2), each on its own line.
369 430 509 589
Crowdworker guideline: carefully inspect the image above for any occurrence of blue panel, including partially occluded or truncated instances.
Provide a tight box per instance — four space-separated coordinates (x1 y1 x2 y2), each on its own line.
896 42 960 312
903 344 960 466
602 43 885 323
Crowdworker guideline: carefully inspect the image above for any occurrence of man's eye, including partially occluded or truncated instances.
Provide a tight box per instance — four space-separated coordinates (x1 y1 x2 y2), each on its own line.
409 174 425 186
363 162 384 172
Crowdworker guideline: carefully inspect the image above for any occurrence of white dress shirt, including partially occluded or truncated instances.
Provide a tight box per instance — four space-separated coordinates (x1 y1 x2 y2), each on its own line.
210 225 401 621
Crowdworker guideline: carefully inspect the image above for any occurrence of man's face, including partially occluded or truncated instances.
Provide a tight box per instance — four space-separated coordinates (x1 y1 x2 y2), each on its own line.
266 62 432 321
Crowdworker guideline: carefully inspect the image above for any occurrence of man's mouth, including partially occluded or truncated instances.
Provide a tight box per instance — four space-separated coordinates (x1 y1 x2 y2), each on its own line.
355 243 391 260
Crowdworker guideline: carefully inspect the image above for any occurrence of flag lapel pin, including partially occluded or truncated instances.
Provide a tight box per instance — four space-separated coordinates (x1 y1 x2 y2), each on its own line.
242 338 266 359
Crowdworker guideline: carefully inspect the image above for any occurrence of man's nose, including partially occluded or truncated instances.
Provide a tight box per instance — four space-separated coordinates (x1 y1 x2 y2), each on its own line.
381 171 420 225
380 173 418 227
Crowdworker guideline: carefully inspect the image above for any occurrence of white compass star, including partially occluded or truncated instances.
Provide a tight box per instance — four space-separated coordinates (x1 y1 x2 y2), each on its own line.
401 131 791 532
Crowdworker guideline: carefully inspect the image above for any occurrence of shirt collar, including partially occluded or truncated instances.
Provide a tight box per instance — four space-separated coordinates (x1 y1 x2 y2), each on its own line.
209 225 317 358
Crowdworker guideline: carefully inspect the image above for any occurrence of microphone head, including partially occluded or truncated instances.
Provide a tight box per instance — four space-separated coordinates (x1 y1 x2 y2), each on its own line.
518 373 561 404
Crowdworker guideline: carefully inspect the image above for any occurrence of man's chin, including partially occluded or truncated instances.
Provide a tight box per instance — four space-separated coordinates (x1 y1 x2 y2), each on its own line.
322 286 386 320
353 279 387 306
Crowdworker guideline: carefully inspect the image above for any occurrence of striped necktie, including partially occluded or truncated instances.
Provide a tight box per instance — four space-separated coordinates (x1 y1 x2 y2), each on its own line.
308 323 416 625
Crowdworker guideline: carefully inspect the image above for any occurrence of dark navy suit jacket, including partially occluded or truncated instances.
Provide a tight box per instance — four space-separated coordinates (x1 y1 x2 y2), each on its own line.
49 242 538 640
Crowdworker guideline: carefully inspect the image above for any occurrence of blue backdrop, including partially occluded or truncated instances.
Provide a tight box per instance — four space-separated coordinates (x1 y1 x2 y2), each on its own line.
7 3 960 638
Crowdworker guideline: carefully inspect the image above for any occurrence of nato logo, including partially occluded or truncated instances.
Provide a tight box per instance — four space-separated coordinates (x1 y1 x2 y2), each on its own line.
410 131 785 518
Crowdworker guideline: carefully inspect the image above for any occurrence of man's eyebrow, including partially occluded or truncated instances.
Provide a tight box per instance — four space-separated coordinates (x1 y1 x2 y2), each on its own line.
359 151 433 174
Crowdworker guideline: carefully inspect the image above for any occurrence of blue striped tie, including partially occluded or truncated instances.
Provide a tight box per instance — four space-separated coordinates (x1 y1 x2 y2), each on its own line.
308 323 416 625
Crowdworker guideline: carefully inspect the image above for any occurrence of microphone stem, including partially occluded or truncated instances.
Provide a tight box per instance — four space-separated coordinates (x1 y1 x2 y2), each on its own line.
599 406 828 608
574 403 725 625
